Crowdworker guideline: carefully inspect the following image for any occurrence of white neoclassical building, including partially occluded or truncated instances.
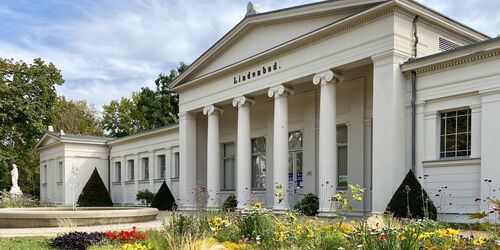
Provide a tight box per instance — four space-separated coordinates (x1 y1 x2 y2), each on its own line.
37 0 500 221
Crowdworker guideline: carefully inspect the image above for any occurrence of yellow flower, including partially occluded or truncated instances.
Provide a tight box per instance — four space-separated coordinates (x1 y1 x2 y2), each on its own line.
473 237 485 246
295 224 304 235
436 228 460 237
418 232 435 240
339 223 355 234
254 202 262 209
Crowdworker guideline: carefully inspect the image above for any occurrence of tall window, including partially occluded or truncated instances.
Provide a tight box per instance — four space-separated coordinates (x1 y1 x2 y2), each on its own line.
128 160 135 181
58 162 63 182
172 152 180 179
115 162 121 182
142 157 149 180
251 137 266 190
440 109 471 158
337 125 348 188
158 155 166 178
223 143 236 190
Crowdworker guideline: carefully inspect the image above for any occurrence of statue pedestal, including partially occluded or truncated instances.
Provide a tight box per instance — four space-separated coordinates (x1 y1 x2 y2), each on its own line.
9 186 23 197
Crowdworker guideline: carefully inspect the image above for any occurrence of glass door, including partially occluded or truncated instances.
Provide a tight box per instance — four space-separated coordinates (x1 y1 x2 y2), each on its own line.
288 131 303 206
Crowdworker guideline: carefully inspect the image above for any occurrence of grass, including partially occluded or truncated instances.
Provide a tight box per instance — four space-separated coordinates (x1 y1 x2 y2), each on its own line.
0 237 53 250
0 237 121 250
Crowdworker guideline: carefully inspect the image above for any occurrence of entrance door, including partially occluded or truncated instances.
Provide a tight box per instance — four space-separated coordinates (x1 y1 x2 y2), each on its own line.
288 131 303 206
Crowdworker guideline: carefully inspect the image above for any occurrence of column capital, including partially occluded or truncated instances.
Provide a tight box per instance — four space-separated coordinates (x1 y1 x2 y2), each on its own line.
268 84 293 98
312 70 343 86
203 105 223 116
232 96 254 108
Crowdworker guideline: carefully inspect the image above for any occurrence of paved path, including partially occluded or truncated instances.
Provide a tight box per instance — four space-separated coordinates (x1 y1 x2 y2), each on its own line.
0 218 164 238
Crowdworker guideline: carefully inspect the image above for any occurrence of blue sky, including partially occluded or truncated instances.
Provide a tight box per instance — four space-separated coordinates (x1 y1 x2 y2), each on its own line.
1 0 499 111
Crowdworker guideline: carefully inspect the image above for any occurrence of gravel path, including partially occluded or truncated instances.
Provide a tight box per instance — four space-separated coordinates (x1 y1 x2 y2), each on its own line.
0 218 164 238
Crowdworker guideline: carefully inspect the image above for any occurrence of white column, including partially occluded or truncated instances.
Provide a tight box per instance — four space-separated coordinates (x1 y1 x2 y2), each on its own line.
480 89 500 220
371 51 408 214
313 70 342 216
120 156 126 205
232 96 254 209
268 85 293 212
149 152 154 192
164 148 172 186
470 104 481 158
179 111 197 210
134 154 139 204
203 105 223 209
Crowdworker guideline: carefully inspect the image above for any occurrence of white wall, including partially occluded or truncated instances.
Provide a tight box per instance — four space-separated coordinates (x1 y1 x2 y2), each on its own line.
39 141 108 206
412 56 500 221
109 127 179 205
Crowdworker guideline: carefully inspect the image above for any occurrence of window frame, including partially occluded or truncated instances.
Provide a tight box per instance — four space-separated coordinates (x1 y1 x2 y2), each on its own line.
171 152 180 180
58 161 63 183
337 125 348 189
251 137 267 191
142 157 149 180
158 154 166 179
439 108 472 159
115 161 122 182
222 142 236 191
128 159 135 181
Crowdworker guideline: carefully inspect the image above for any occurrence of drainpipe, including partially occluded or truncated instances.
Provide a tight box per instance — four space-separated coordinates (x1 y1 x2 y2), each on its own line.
410 16 419 173
107 147 111 195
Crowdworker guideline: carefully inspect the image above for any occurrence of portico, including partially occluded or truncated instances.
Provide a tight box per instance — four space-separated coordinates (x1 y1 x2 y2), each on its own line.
175 60 376 215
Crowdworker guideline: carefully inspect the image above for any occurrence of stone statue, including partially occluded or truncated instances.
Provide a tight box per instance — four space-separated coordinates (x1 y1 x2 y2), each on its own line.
246 2 260 17
9 164 23 196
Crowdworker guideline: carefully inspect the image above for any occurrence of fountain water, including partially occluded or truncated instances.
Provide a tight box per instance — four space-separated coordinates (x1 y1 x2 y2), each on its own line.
69 165 80 211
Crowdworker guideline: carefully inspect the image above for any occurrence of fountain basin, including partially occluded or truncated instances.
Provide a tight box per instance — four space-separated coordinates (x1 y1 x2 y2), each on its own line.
0 207 159 228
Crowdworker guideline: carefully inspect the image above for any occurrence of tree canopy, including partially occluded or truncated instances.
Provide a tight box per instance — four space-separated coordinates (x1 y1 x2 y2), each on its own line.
0 58 64 195
54 96 103 136
102 62 188 137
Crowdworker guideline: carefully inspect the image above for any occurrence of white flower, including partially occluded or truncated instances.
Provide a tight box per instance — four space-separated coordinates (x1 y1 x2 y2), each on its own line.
338 247 345 250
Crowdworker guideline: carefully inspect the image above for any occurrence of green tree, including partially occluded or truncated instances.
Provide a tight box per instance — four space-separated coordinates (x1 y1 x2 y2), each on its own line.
54 96 103 136
102 62 188 137
102 94 143 138
0 58 64 196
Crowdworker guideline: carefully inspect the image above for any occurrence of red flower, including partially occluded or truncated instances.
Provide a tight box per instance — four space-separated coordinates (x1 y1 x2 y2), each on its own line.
380 234 387 241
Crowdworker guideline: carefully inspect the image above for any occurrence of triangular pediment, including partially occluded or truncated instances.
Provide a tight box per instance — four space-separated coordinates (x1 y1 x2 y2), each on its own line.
35 133 61 149
171 0 389 88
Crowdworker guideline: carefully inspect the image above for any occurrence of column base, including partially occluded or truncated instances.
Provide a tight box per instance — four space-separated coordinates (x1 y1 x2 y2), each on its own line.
317 209 337 218
272 208 290 215
205 206 221 211
178 205 199 211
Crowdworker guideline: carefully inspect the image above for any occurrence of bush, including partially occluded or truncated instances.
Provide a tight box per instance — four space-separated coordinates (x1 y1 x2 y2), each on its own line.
151 181 176 211
221 194 237 212
77 168 113 207
51 232 104 250
237 203 275 244
386 170 437 220
293 193 319 216
0 189 40 208
136 189 155 206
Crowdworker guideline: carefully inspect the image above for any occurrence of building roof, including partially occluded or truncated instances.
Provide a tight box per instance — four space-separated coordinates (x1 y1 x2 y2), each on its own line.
401 36 500 73
35 132 112 150
170 0 489 90
106 124 179 145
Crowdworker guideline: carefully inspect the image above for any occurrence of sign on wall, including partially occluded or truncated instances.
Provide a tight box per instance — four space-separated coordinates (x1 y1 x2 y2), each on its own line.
233 62 281 84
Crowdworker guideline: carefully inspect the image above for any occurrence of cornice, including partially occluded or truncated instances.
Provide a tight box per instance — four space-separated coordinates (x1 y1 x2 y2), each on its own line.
402 48 500 77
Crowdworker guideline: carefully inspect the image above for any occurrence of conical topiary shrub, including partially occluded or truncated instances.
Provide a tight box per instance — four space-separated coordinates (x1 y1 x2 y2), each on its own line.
151 181 176 211
386 170 437 220
77 168 113 207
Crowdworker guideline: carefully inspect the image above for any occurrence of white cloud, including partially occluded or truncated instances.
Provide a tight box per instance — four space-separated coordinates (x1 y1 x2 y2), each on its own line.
0 0 498 110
